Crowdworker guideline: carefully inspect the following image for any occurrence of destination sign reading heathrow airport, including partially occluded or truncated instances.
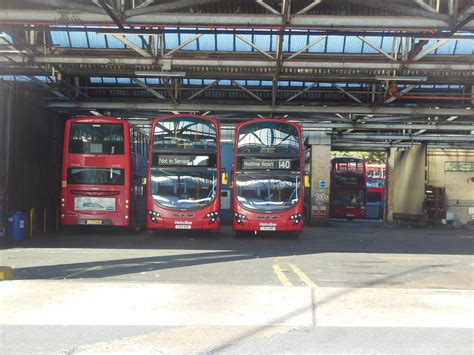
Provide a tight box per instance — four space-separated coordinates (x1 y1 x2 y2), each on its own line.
243 159 292 169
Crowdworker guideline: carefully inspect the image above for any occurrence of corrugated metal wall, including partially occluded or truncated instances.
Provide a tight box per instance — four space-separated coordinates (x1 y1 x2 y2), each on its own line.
0 82 65 234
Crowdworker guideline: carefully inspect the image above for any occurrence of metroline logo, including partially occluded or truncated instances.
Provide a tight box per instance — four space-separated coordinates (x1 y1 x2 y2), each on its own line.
175 221 192 225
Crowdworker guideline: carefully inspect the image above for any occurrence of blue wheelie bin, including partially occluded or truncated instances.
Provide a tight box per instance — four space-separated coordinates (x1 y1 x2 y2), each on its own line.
7 211 27 242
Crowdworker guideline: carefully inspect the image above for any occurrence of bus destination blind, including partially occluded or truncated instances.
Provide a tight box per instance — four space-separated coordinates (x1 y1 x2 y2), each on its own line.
242 159 292 170
335 175 364 186
155 154 209 166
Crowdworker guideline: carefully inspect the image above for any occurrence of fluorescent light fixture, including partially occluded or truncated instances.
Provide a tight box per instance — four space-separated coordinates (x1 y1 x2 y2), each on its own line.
0 50 26 53
375 76 428 82
446 116 458 121
135 71 186 77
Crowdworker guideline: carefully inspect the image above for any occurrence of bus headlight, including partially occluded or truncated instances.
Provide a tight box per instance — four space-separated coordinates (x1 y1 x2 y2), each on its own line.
289 213 303 225
205 211 219 224
234 213 247 225
148 210 160 223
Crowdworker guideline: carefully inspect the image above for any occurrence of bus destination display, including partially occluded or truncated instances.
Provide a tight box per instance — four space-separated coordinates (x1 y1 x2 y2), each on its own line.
154 154 210 166
242 159 292 170
335 175 364 186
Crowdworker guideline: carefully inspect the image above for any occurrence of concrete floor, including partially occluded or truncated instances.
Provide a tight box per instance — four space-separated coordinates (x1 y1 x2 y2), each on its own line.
1 221 473 354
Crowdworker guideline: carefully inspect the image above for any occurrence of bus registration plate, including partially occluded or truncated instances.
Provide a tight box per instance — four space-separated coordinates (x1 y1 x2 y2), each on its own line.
175 224 191 229
260 225 276 231
86 220 102 225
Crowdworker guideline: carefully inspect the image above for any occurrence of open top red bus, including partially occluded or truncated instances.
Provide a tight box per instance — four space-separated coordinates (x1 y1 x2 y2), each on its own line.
147 114 221 231
233 119 304 237
61 116 148 228
330 157 367 220
366 164 386 220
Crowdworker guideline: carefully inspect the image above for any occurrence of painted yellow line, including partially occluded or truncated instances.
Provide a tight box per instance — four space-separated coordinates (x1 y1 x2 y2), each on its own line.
0 266 13 280
54 265 103 280
289 264 317 287
273 264 293 287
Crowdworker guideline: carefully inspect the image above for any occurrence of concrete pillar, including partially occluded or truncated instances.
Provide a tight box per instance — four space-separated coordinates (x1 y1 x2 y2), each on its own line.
385 148 395 222
386 145 427 225
308 130 331 226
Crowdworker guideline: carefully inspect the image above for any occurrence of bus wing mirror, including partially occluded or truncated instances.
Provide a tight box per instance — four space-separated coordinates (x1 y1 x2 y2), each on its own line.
304 174 310 188
221 171 229 185
142 177 147 185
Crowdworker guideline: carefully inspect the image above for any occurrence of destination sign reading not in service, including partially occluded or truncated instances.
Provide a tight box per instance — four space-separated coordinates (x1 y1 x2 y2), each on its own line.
156 155 209 166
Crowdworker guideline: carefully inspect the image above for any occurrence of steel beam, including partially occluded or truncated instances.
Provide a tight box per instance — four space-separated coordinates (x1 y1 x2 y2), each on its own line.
1 55 472 71
331 134 474 142
235 34 275 60
357 36 396 61
231 80 263 102
111 34 152 57
131 78 166 99
286 35 326 60
256 0 281 15
46 101 474 116
296 0 322 15
331 142 472 149
286 83 317 102
412 39 450 61
0 11 471 30
164 33 203 57
384 84 418 104
306 123 474 131
332 83 363 103
187 79 219 100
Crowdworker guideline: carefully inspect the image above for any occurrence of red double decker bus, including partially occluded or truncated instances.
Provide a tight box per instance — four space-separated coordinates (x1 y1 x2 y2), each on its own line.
233 119 304 237
330 157 367 220
366 164 386 220
61 116 148 228
147 114 221 232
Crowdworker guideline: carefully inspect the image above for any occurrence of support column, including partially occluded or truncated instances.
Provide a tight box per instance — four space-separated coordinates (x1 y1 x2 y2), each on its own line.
386 148 395 222
308 129 331 226
386 145 427 226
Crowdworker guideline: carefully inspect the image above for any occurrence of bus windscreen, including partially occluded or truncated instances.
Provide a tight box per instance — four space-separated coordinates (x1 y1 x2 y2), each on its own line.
67 168 125 185
69 123 124 154
236 172 300 212
150 168 218 210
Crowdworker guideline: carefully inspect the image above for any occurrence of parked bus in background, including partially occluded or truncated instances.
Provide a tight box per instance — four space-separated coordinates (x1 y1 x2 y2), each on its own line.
366 164 386 220
329 157 367 220
147 114 221 232
61 116 148 228
233 119 304 237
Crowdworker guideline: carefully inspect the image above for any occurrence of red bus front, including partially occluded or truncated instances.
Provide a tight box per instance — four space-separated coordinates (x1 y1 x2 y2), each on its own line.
366 164 386 220
232 119 304 236
147 114 221 231
60 117 131 227
330 157 367 220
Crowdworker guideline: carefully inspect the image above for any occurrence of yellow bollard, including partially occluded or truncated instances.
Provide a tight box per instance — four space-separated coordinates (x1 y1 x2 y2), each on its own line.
29 208 35 239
